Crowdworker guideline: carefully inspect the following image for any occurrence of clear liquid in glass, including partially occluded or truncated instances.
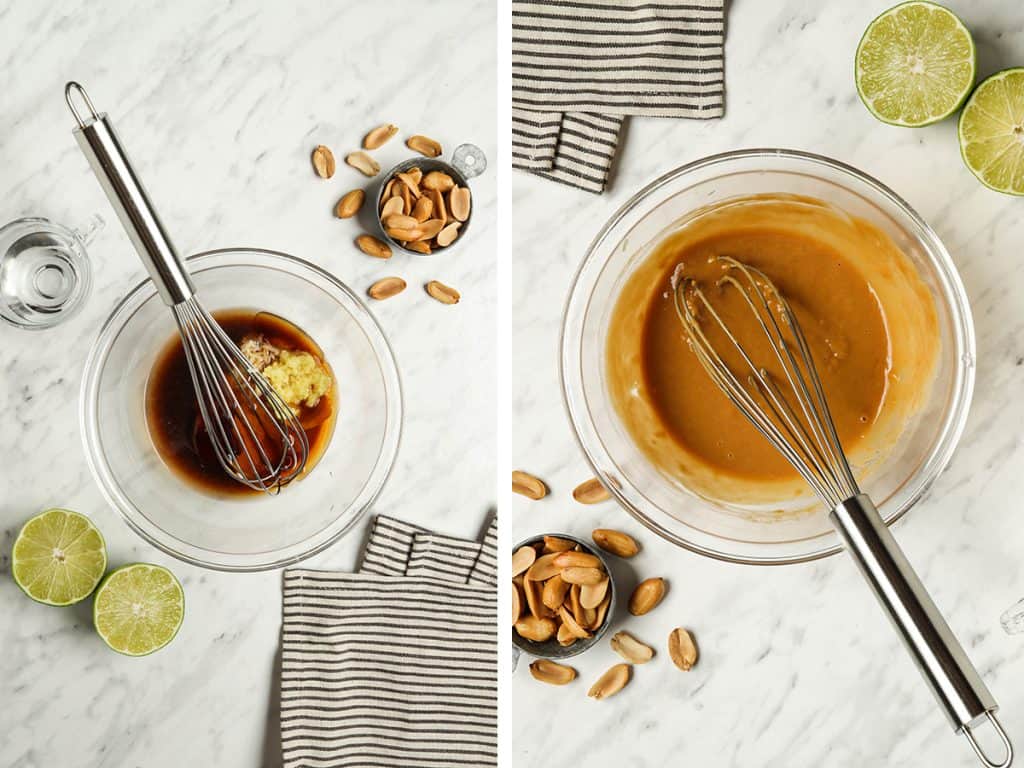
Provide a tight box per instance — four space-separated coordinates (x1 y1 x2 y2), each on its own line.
0 217 98 330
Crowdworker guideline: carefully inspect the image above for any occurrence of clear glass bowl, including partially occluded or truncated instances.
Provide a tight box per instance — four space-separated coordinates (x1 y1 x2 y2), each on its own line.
561 149 975 565
81 248 402 571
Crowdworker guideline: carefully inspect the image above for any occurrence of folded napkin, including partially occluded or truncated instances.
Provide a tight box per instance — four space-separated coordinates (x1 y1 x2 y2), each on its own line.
512 0 726 193
280 515 498 768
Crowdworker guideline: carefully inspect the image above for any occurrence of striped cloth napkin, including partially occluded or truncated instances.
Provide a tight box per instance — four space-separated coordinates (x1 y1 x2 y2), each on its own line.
512 0 726 193
280 515 498 768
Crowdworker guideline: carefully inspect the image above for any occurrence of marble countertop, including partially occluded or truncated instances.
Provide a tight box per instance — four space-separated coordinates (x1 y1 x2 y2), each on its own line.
0 1 494 765
508 1 1024 766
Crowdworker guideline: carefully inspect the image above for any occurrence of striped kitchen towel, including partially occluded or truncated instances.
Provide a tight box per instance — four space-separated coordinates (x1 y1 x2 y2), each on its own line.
280 515 498 768
512 0 726 193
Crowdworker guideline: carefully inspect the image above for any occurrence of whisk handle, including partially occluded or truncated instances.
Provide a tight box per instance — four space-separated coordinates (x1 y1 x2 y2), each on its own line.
65 82 194 306
832 494 1012 767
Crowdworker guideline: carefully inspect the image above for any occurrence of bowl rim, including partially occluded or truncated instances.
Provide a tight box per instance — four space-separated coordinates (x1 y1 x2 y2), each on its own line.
79 246 403 572
559 148 976 566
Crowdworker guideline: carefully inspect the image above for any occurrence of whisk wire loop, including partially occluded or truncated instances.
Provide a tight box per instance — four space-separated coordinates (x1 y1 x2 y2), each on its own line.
711 272 844 501
777 288 859 496
673 256 860 508
173 302 272 488
676 285 835 502
183 303 280 485
172 305 240 472
171 298 309 493
723 260 856 503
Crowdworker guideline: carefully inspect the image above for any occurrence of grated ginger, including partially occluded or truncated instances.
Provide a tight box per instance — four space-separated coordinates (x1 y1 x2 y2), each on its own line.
260 349 332 411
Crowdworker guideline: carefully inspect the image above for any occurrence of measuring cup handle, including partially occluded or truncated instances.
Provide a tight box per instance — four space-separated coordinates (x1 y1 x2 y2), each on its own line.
450 143 487 179
830 494 1012 767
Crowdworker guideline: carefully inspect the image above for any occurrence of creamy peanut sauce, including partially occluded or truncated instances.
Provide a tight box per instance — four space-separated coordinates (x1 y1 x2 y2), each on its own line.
606 195 938 505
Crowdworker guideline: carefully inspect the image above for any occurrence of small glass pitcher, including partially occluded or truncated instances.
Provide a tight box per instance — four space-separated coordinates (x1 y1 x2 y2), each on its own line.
0 214 102 330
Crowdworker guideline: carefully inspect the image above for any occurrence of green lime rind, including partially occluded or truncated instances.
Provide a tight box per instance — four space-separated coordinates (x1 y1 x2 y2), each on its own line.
855 1 976 127
12 508 107 606
958 68 1024 196
93 563 185 656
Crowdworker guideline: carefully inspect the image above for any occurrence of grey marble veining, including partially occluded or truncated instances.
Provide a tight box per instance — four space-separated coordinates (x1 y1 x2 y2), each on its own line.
0 1 494 766
509 1 1024 766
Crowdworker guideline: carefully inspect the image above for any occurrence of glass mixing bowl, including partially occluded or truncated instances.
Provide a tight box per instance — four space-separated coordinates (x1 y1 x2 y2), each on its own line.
81 248 402 571
561 149 975 565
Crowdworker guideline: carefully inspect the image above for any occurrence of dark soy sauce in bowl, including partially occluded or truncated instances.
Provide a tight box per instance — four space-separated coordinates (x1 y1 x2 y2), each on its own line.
145 309 337 497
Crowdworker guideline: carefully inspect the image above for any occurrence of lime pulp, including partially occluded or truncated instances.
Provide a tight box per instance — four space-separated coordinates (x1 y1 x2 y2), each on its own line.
12 508 107 606
855 1 976 127
93 563 184 656
959 68 1024 195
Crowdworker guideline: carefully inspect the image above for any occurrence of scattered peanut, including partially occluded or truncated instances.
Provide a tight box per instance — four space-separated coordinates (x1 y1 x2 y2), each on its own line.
592 529 640 558
367 277 406 300
628 578 666 616
346 151 380 177
529 660 576 686
311 145 335 178
406 134 443 157
425 280 460 305
363 123 398 150
355 234 392 259
512 470 547 500
610 631 655 664
668 628 699 671
335 189 364 219
572 477 610 504
588 664 630 700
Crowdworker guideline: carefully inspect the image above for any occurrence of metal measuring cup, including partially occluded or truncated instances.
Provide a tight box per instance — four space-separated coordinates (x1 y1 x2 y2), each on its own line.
374 143 486 255
511 533 617 662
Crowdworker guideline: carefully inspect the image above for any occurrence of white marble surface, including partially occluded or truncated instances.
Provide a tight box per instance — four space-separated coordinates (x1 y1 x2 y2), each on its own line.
0 1 494 766
509 1 1024 766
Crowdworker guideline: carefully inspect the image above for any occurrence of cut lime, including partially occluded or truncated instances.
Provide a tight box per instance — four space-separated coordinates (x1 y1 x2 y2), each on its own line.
93 564 184 656
959 68 1024 195
856 1 976 127
12 508 107 606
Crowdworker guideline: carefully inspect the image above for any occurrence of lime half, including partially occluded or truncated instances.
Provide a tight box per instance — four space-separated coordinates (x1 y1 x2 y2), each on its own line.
93 564 184 656
856 1 976 127
959 68 1024 195
12 508 107 606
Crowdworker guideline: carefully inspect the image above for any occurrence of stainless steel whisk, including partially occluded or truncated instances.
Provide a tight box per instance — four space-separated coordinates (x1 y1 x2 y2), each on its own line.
66 82 308 493
675 256 1012 768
